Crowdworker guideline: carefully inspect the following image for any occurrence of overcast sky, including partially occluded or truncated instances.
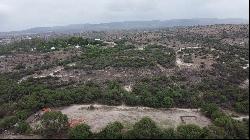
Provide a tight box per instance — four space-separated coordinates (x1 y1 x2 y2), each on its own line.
0 0 249 32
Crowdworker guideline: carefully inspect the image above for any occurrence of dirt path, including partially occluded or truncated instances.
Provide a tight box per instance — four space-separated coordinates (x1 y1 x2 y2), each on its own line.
49 104 211 133
232 116 249 121
156 63 166 72
222 109 249 121
18 66 64 84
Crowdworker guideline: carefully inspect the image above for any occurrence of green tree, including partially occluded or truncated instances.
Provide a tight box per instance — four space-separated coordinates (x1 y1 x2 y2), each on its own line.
161 128 176 139
201 103 219 118
15 110 30 120
235 101 249 113
213 115 249 138
0 116 18 131
203 125 226 139
211 110 226 120
69 124 92 139
97 122 124 139
162 97 174 108
144 96 160 108
40 111 69 137
177 124 204 139
124 117 161 139
123 93 141 106
14 121 32 134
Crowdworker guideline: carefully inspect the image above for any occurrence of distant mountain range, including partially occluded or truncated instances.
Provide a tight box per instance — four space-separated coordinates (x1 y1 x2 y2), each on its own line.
3 18 249 35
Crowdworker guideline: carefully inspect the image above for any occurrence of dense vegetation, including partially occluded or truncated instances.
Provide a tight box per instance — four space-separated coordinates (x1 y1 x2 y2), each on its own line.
0 72 248 139
0 37 104 54
0 25 249 139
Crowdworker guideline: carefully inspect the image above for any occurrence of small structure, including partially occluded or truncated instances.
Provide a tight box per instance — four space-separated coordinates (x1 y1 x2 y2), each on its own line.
75 45 81 49
180 116 197 124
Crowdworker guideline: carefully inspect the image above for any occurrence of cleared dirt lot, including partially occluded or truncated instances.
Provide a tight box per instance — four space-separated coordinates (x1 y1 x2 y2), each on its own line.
48 104 212 132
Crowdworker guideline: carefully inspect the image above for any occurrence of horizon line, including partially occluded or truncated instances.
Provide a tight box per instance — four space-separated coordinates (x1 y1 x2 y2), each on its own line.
1 17 249 33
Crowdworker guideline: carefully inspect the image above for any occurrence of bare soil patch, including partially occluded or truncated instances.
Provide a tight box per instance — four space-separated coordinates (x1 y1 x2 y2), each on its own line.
29 104 211 133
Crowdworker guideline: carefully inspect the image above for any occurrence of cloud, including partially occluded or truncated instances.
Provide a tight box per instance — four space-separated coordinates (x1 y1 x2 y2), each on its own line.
0 0 249 32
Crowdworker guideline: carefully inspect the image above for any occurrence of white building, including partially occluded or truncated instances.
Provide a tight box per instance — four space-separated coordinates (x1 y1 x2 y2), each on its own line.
75 45 81 48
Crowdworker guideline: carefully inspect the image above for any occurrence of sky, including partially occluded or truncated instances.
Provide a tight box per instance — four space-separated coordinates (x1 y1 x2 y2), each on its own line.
0 0 249 32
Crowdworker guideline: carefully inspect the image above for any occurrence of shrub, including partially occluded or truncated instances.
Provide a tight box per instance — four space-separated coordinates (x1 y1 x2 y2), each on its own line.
161 128 176 139
211 110 227 120
143 97 160 108
14 121 32 134
213 116 232 127
201 103 219 118
15 63 26 70
162 97 174 108
123 93 141 106
177 124 204 139
97 122 123 139
235 101 249 113
183 54 193 63
203 125 226 139
40 111 69 137
69 124 92 139
15 110 30 120
214 116 249 139
124 117 162 139
0 116 18 131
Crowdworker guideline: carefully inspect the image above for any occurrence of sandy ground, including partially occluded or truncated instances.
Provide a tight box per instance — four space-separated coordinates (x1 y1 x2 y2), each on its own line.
42 104 212 133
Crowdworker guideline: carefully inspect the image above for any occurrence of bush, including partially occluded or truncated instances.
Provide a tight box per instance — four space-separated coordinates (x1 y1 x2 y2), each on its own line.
161 128 176 139
0 116 18 131
235 101 249 113
213 116 232 127
211 110 227 120
177 124 204 139
183 54 193 63
201 103 219 118
124 117 162 139
40 111 69 137
14 121 32 134
15 110 30 120
123 93 141 106
69 124 92 139
203 125 226 139
15 63 26 70
143 96 160 108
162 97 174 108
213 116 249 139
97 122 123 139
